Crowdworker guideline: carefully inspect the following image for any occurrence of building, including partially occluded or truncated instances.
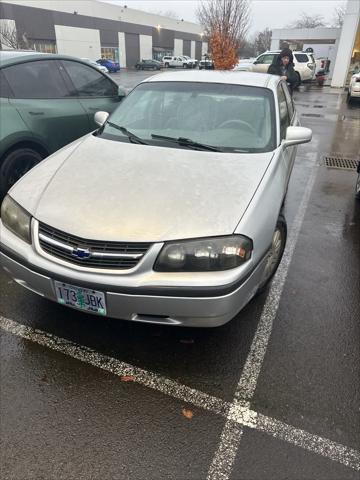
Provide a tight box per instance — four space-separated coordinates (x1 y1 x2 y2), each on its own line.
0 0 208 67
270 0 359 87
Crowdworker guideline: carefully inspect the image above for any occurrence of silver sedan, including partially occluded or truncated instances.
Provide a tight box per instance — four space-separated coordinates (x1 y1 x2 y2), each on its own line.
0 71 311 327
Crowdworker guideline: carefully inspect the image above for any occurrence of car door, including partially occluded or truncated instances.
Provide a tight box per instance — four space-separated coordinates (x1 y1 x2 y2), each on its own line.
252 54 276 73
60 60 122 129
3 59 90 154
278 83 295 186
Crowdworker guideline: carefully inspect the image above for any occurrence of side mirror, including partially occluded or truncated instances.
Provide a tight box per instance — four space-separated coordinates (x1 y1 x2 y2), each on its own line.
94 111 109 127
118 85 128 98
283 126 312 147
253 61 259 64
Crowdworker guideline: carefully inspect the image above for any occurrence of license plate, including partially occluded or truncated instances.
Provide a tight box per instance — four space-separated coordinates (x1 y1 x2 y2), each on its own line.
54 281 107 315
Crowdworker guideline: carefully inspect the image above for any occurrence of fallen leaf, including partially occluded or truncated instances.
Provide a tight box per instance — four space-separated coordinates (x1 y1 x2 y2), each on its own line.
121 375 134 382
182 408 193 419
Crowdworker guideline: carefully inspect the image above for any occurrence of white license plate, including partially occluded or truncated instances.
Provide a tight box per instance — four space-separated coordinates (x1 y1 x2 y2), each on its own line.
54 281 107 315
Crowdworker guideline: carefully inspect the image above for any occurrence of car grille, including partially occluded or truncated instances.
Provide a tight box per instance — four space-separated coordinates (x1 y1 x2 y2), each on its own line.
38 222 152 270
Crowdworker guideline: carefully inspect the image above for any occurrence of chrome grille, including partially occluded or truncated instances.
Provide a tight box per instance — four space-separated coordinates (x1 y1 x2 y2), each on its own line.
38 222 152 270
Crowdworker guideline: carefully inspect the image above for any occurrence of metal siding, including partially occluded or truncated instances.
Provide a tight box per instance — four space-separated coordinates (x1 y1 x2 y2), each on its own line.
125 33 140 67
183 40 191 56
0 2 56 40
195 41 202 60
152 28 174 49
100 29 118 46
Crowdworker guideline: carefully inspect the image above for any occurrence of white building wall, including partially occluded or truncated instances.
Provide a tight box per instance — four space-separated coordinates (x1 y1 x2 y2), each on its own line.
139 34 152 60
118 32 126 68
54 25 101 59
331 0 360 87
190 41 196 58
174 38 183 56
201 42 208 56
0 19 17 49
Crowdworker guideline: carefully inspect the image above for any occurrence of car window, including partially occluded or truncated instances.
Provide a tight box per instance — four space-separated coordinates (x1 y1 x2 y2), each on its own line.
61 60 117 97
281 83 294 120
294 54 309 63
257 54 275 64
101 82 276 153
0 70 13 98
277 84 290 140
2 60 69 99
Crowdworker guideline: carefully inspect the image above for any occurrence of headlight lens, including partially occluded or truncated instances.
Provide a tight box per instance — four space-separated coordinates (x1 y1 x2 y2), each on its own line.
1 195 32 244
154 235 252 272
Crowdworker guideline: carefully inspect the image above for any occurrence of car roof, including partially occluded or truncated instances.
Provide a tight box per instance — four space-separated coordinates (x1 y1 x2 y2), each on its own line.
141 70 279 90
262 50 311 55
0 50 113 69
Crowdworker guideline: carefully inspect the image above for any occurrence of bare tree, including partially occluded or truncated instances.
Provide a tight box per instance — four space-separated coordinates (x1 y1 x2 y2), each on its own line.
287 13 326 29
254 28 272 55
0 19 28 49
197 0 251 69
332 4 346 27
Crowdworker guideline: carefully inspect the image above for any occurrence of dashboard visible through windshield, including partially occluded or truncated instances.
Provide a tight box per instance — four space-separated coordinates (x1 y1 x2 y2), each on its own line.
99 81 276 153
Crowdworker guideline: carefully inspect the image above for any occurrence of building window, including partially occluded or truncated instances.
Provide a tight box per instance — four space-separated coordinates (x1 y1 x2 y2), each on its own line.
31 40 57 54
152 47 174 61
101 47 119 63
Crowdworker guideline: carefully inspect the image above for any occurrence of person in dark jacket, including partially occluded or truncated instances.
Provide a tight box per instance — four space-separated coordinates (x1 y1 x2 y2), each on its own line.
268 48 298 93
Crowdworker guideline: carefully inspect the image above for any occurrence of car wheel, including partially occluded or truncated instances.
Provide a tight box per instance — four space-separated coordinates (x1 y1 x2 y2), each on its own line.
355 173 360 199
0 147 43 201
257 214 287 293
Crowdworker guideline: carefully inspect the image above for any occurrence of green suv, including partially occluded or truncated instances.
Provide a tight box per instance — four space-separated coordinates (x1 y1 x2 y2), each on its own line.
0 51 124 200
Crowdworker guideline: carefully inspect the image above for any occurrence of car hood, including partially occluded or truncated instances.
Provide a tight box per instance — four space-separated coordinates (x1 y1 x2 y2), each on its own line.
12 135 273 242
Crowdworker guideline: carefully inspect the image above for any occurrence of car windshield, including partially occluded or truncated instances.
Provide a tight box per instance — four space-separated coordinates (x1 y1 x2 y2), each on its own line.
100 81 276 153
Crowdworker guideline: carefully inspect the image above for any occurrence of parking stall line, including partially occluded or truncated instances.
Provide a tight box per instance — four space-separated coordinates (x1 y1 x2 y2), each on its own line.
0 315 229 419
207 162 319 480
1 315 359 472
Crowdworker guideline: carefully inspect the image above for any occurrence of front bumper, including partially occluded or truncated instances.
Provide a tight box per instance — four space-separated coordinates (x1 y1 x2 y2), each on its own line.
0 246 267 327
350 87 360 98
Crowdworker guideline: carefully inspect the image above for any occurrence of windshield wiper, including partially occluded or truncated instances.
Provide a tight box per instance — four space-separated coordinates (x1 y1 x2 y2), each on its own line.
151 134 222 152
107 122 148 145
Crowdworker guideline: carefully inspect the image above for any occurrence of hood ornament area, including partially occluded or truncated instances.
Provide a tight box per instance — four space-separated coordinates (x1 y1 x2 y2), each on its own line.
72 247 91 259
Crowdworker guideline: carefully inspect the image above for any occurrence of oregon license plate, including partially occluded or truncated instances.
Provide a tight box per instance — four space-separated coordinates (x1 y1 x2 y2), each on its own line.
54 281 107 315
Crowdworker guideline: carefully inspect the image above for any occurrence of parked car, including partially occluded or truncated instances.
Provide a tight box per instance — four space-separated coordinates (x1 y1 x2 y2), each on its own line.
0 70 312 327
347 72 360 103
249 51 316 83
0 50 125 200
356 161 360 199
135 59 162 70
199 55 214 70
162 56 184 68
179 56 198 68
81 58 109 73
97 58 120 73
233 58 256 71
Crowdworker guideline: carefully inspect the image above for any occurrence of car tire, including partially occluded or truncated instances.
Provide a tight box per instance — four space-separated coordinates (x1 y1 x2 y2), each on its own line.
257 214 287 293
0 147 43 201
355 173 360 199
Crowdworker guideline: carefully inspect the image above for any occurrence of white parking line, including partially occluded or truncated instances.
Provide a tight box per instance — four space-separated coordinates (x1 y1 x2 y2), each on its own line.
1 315 359 472
207 163 318 479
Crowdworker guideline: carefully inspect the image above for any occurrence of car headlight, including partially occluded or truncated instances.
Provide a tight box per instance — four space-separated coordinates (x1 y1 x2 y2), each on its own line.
1 195 32 244
154 235 252 272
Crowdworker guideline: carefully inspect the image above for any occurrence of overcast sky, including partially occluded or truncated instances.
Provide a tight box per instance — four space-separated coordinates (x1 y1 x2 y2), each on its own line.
107 0 346 37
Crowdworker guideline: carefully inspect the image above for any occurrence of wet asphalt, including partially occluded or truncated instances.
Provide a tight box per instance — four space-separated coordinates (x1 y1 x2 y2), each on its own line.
1 71 359 480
